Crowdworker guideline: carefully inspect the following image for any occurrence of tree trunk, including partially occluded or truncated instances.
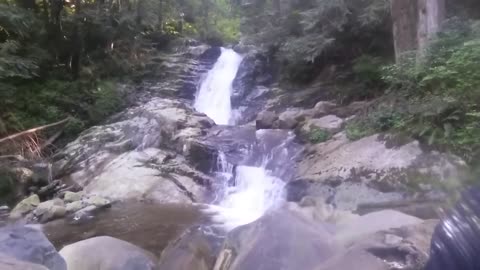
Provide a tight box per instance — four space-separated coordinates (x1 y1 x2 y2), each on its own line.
391 0 446 62
391 0 419 61
417 0 446 52
70 0 82 79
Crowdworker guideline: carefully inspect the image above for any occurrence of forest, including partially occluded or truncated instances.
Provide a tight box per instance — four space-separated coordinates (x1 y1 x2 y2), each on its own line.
1 0 480 161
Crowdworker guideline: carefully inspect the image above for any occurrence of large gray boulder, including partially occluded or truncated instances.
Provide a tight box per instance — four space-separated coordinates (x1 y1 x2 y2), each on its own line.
213 210 341 270
54 98 214 203
295 132 467 210
158 228 215 270
59 236 158 270
0 225 66 270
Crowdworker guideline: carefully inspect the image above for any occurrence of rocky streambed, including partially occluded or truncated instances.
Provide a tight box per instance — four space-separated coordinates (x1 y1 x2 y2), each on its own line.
0 45 470 270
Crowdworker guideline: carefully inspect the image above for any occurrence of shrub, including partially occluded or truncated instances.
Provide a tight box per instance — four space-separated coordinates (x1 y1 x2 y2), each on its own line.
308 128 330 144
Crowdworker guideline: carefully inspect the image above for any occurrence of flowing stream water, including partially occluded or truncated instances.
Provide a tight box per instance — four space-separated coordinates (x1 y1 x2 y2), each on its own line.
195 48 298 231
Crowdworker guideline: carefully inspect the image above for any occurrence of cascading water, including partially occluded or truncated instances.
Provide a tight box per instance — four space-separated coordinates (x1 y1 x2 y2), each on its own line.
195 48 299 231
194 48 243 125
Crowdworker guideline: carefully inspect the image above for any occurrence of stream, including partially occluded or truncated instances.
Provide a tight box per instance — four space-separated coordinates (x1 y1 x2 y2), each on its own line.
44 47 301 253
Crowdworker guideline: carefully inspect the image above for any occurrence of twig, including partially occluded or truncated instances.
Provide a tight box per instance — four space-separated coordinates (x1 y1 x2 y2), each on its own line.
0 118 70 144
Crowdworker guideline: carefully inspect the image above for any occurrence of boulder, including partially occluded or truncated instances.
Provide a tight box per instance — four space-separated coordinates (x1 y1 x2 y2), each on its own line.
65 200 86 213
277 108 311 129
63 191 82 203
321 220 438 270
302 115 345 134
158 228 215 270
313 101 337 117
255 111 278 130
54 98 213 203
84 195 111 207
334 210 423 246
59 236 158 270
33 198 66 223
0 253 49 270
296 133 467 209
213 209 341 270
10 194 40 218
0 225 66 270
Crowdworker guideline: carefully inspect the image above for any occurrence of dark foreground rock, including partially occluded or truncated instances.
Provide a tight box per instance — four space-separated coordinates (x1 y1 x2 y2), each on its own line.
158 227 216 270
0 225 66 270
214 205 435 270
59 236 158 270
0 253 49 270
214 210 341 270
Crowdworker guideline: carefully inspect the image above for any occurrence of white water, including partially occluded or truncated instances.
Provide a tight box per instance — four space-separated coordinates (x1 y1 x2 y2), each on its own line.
194 48 243 125
195 48 287 231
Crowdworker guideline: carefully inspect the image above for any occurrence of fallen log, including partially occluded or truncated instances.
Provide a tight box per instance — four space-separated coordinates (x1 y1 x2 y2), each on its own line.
0 118 70 144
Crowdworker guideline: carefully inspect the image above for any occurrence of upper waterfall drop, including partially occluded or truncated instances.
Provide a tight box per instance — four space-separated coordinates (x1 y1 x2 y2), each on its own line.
194 48 243 125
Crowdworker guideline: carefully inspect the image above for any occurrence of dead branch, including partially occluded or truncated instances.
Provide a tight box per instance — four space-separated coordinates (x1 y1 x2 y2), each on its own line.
0 118 70 144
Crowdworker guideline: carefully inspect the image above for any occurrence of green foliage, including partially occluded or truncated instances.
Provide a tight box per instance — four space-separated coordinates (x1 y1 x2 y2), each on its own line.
352 55 386 87
345 119 375 141
240 0 392 82
308 128 330 144
352 19 480 160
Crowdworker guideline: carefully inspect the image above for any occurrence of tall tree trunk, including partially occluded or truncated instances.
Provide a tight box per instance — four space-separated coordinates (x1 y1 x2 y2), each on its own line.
391 0 418 61
17 0 37 10
70 0 82 79
417 0 446 52
391 0 446 62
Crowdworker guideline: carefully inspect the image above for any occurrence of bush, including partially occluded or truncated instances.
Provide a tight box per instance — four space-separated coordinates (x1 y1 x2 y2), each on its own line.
308 128 330 144
351 19 480 160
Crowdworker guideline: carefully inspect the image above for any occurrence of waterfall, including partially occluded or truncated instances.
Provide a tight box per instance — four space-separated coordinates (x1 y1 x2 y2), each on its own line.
194 48 243 125
195 48 295 231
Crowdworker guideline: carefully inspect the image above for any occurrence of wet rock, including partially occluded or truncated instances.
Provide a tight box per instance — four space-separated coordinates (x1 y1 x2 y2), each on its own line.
199 47 222 66
231 52 271 106
255 111 278 129
183 139 219 174
59 236 158 270
159 228 215 270
0 225 66 270
0 253 49 270
63 191 83 203
214 209 341 270
33 198 66 223
10 194 40 218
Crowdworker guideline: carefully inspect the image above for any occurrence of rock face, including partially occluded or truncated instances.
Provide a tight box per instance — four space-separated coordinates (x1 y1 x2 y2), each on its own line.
0 226 66 270
231 51 271 106
54 97 214 203
59 236 158 270
295 132 467 210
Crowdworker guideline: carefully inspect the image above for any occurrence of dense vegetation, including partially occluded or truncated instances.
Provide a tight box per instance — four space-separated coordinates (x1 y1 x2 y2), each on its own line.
0 0 239 148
